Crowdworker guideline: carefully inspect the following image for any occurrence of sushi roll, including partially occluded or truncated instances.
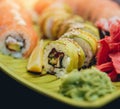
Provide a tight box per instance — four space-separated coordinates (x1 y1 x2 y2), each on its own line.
0 0 39 58
69 21 100 39
40 12 70 39
68 22 100 40
58 15 84 37
43 38 85 77
61 29 98 67
39 3 71 39
82 22 100 39
34 0 120 35
58 17 99 39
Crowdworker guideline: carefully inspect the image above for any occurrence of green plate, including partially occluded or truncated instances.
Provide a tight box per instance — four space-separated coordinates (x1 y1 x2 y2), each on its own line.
0 53 120 108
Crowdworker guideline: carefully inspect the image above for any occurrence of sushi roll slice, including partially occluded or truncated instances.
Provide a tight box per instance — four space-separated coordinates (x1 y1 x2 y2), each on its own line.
39 3 71 39
43 38 85 77
58 15 84 37
0 0 39 58
42 12 70 39
58 15 99 40
82 22 100 39
61 29 98 67
69 21 100 39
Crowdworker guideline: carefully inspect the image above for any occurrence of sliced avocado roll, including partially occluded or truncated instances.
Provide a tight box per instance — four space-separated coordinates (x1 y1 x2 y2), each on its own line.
43 38 85 77
59 38 85 68
51 16 69 39
39 3 72 39
68 22 100 40
58 15 84 37
83 22 100 39
39 10 70 37
61 29 98 67
43 12 70 39
57 15 99 40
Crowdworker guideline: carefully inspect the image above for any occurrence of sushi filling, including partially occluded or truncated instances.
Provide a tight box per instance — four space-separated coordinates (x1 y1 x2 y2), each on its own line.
48 48 64 68
5 35 25 52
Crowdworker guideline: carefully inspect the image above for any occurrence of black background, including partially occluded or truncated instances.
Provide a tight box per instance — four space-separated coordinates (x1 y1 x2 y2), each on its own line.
0 0 120 109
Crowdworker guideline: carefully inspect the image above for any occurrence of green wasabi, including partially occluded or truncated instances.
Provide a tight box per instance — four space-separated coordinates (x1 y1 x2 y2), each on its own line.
60 67 115 101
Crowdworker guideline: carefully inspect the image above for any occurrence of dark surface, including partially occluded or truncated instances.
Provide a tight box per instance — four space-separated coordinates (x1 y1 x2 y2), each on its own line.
0 71 119 109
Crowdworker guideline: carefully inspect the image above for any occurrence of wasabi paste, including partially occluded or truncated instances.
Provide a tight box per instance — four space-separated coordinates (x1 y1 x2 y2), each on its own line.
60 67 115 101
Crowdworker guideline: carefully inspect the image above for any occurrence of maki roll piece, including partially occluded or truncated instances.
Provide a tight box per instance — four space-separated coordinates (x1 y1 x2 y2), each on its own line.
41 12 70 39
79 21 100 40
68 22 100 40
58 15 84 37
58 15 99 40
61 29 98 67
39 3 71 40
0 0 39 58
43 38 85 77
